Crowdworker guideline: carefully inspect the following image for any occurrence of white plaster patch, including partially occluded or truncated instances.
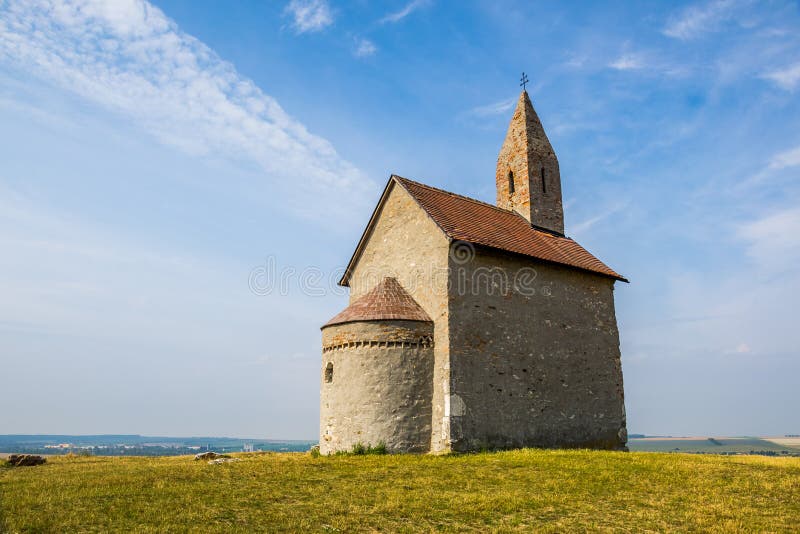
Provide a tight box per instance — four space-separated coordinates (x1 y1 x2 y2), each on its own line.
449 394 467 417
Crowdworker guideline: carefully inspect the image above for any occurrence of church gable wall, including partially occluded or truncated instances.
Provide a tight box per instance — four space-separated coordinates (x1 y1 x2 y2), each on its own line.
347 184 451 452
447 246 626 451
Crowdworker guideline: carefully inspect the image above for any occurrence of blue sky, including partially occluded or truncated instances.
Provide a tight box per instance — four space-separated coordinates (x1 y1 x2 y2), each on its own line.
1 0 799 439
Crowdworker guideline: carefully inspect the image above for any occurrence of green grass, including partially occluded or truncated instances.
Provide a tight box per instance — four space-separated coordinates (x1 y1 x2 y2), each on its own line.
1 450 798 532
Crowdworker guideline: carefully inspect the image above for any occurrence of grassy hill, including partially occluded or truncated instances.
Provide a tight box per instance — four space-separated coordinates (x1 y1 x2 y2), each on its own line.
1 450 798 532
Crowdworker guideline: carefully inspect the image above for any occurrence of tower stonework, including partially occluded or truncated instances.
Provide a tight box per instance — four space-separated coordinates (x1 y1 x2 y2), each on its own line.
320 277 435 454
496 91 564 235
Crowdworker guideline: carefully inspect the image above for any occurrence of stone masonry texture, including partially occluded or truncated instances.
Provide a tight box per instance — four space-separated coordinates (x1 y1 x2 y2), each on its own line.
321 90 627 454
447 245 626 451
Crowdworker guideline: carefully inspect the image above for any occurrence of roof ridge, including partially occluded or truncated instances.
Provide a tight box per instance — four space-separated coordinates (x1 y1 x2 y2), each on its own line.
394 175 570 241
339 174 627 285
392 175 529 222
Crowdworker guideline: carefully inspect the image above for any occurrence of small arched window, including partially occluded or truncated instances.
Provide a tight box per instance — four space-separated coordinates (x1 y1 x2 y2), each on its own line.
541 167 547 194
324 362 333 383
508 170 515 195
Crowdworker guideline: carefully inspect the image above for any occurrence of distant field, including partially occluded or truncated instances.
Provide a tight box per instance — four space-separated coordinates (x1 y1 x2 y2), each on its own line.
2 450 799 532
766 437 800 448
628 436 800 455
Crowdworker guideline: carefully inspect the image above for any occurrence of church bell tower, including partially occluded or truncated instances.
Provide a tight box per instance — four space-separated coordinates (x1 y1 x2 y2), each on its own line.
496 89 564 235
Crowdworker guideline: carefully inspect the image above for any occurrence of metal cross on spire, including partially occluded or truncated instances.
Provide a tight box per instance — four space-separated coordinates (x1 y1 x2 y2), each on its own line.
520 72 529 91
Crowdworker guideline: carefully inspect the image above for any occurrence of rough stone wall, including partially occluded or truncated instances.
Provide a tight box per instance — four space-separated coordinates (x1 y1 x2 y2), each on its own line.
345 183 451 452
447 245 626 451
495 92 564 235
320 320 434 454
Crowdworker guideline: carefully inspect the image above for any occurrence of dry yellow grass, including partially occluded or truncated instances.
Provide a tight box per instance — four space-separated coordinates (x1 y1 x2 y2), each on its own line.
1 449 799 532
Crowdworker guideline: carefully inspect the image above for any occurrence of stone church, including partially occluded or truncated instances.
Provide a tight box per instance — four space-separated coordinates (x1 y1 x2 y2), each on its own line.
320 90 628 454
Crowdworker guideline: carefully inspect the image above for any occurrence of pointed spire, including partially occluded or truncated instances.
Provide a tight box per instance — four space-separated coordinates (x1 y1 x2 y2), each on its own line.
496 90 564 235
514 91 554 154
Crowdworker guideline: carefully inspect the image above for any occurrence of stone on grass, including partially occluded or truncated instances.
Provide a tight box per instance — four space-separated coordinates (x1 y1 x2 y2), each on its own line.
194 451 229 461
7 454 46 467
208 458 240 465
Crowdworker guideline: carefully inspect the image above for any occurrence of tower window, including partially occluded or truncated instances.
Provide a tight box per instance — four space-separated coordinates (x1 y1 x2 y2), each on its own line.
324 362 333 383
541 167 547 194
508 170 515 195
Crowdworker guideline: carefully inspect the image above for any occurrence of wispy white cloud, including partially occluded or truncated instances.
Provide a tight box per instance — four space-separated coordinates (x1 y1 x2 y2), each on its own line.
284 0 333 34
0 0 371 208
762 62 800 91
738 144 800 188
380 0 430 24
563 53 588 69
609 54 646 71
768 145 800 170
738 207 800 272
466 96 516 118
663 0 739 40
353 37 377 58
607 47 694 78
572 202 629 235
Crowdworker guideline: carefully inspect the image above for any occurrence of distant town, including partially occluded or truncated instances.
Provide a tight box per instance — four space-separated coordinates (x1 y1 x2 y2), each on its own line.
2 434 799 457
0 435 316 457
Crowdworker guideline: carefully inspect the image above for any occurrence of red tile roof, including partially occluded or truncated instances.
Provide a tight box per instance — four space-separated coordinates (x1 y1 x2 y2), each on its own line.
324 277 432 327
393 176 627 282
